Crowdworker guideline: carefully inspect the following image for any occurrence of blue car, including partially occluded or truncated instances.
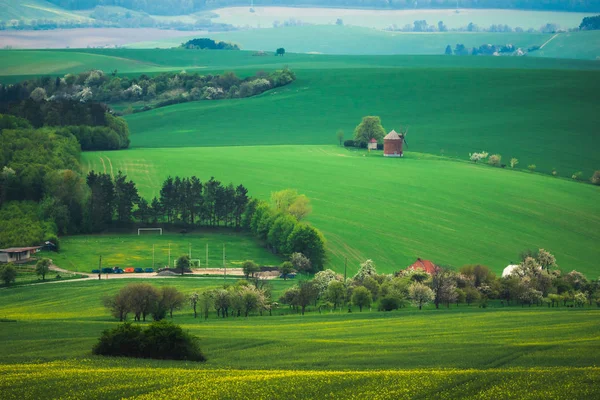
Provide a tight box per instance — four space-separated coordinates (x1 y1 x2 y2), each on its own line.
101 267 113 274
134 268 144 273
91 269 100 274
144 268 154 273
114 268 124 274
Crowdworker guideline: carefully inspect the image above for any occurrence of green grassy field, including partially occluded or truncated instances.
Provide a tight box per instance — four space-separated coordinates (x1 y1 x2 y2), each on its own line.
82 146 600 277
0 0 89 22
129 25 552 55
0 280 599 398
120 65 600 178
5 48 600 82
50 232 282 272
532 30 600 60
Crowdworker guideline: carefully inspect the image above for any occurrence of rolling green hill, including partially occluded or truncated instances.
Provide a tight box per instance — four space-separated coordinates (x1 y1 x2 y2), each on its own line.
0 0 89 22
82 146 600 277
122 65 600 177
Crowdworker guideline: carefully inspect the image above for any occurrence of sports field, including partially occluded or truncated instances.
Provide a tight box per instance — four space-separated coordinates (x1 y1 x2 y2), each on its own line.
0 280 599 398
82 146 600 277
51 232 282 272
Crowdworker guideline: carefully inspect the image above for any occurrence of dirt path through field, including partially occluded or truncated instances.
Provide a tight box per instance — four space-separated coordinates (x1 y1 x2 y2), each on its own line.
540 33 560 49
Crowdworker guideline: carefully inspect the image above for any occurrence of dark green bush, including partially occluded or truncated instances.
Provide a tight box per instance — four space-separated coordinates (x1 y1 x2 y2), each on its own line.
343 140 355 147
92 321 205 362
92 323 145 358
378 296 402 311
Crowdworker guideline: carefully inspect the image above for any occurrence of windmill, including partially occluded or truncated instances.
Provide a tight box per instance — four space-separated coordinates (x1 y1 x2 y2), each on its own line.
399 126 409 149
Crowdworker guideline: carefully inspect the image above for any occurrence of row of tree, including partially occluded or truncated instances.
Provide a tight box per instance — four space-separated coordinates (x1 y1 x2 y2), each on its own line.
248 190 326 272
182 38 239 50
0 100 130 151
1 68 296 116
99 248 598 322
388 20 566 33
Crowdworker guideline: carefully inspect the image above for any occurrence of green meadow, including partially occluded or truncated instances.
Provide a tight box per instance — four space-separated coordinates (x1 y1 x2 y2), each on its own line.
82 146 600 277
51 232 282 272
0 280 599 398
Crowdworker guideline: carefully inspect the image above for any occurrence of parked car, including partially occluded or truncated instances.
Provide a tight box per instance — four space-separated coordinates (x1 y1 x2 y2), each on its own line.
91 269 100 274
124 268 134 273
279 273 296 279
114 268 124 274
101 267 113 274
134 268 144 273
144 268 154 273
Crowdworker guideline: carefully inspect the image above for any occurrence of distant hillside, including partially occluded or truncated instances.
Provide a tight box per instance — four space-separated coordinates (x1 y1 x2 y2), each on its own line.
0 0 89 21
45 0 600 16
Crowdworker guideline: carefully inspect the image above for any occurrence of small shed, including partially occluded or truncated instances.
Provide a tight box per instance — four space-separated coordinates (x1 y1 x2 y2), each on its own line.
368 138 378 150
384 130 403 157
0 246 42 263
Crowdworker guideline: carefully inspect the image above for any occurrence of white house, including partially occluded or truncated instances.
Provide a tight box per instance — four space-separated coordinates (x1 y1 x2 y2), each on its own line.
0 247 41 263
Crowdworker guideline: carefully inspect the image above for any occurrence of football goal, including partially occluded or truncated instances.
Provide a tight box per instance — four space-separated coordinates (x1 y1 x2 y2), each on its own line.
138 228 163 236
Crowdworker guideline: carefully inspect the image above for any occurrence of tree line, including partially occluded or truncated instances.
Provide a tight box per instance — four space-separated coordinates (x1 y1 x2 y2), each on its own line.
98 248 599 323
278 249 600 316
0 68 296 116
249 189 326 272
182 38 240 50
45 0 600 14
0 96 130 151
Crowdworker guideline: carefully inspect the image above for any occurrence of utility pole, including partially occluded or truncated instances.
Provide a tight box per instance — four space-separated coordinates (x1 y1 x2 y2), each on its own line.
344 257 347 282
168 243 171 268
223 243 226 280
98 255 102 280
152 244 155 269
189 243 191 259
206 243 208 269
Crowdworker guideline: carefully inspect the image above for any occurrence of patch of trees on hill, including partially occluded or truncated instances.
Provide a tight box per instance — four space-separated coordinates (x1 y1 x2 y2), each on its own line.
182 38 239 50
2 68 296 115
447 43 525 56
44 0 600 14
580 15 600 30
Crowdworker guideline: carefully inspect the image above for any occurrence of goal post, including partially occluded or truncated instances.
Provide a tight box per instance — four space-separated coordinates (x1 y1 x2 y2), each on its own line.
138 228 163 236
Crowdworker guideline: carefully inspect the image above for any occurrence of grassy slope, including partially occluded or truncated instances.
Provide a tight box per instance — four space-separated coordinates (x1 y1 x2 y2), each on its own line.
51 232 282 272
82 146 600 277
0 280 598 398
122 66 600 177
533 30 600 60
0 0 88 22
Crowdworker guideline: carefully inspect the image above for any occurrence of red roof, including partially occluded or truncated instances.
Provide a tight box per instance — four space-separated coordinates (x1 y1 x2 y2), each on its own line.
369 138 378 143
406 258 438 274
0 246 41 253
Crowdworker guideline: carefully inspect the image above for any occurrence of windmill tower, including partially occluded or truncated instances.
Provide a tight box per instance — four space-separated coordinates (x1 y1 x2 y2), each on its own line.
383 128 408 157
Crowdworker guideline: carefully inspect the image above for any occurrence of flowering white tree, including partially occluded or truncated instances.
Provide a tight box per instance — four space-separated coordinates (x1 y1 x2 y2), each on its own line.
313 269 343 297
408 282 434 310
469 151 489 163
353 259 377 283
77 87 93 103
30 87 47 102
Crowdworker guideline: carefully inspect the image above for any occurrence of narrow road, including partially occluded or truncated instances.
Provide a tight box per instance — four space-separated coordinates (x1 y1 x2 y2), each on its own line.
539 33 560 49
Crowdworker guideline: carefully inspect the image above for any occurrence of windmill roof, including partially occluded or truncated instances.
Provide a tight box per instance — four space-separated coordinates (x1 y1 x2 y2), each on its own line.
384 130 401 140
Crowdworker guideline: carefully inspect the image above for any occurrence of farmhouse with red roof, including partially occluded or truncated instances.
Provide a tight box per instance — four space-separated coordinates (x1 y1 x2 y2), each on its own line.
405 258 438 274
